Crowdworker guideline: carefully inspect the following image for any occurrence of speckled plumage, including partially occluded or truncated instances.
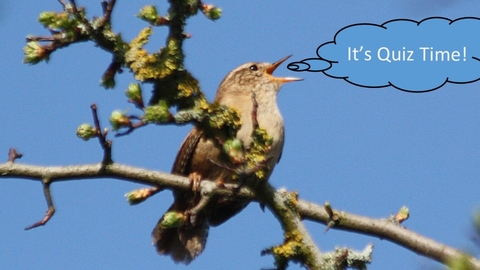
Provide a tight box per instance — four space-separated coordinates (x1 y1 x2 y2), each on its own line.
152 56 301 264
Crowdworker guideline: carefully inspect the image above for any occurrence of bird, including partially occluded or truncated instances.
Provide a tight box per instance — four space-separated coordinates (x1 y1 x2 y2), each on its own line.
152 55 302 264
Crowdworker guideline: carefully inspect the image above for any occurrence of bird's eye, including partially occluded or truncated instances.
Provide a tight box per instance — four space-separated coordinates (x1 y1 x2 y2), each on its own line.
249 64 258 71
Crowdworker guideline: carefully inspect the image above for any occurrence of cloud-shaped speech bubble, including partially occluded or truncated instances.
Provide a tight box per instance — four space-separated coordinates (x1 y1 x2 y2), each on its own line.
288 17 480 92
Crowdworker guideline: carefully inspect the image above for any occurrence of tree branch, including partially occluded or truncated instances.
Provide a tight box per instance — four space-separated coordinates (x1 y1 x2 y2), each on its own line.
1 161 478 268
297 200 480 269
256 184 324 269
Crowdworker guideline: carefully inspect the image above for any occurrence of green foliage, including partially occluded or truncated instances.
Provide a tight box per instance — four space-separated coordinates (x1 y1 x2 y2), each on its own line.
125 83 144 106
109 110 130 131
447 254 475 270
137 6 160 24
201 4 222 21
38 11 82 41
124 188 155 205
247 127 274 179
23 41 49 64
160 211 185 229
143 101 172 124
223 139 246 164
76 124 96 141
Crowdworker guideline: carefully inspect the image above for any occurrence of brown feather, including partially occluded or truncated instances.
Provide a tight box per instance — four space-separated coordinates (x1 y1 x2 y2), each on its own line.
152 57 298 264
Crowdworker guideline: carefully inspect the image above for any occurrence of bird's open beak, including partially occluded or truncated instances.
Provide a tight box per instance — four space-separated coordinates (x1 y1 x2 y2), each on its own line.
266 55 303 83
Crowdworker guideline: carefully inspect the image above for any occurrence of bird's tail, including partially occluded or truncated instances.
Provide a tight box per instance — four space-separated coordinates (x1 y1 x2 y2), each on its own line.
152 208 209 265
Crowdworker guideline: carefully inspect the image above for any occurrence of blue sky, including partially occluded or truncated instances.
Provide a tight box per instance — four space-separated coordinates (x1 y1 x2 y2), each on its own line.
2 1 480 269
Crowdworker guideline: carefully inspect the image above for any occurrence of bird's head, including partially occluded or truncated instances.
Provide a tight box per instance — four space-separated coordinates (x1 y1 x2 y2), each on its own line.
216 55 303 99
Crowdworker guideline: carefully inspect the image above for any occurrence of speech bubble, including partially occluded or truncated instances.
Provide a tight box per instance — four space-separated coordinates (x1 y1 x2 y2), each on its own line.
288 17 480 92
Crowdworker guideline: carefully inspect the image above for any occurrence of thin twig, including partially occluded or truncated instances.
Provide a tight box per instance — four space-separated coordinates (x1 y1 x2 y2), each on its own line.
57 0 68 9
103 0 116 23
68 0 93 33
114 121 148 137
69 0 78 13
26 36 56 42
7 148 23 163
90 104 112 163
188 194 212 226
25 179 55 230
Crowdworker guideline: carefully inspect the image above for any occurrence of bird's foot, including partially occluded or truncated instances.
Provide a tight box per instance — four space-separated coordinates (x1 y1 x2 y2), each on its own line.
215 178 226 188
188 172 202 193
182 210 194 228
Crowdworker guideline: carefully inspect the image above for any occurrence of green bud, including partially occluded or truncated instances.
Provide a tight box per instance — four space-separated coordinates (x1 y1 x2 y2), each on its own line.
223 139 245 164
143 100 171 123
395 206 410 223
137 5 161 25
53 12 73 29
76 123 97 141
125 83 143 106
447 254 474 270
202 4 222 21
109 110 131 131
100 76 115 89
38 11 77 30
23 41 49 64
160 211 184 229
38 11 57 27
100 68 116 89
124 188 152 205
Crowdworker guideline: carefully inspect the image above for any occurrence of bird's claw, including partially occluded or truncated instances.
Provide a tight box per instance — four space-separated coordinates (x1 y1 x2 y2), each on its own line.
188 172 202 193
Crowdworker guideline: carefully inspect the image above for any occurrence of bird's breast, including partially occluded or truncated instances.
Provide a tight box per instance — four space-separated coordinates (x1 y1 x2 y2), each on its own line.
217 90 285 166
236 97 284 166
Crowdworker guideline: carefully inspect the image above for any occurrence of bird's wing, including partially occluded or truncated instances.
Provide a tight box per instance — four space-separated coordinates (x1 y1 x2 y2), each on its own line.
171 127 204 175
